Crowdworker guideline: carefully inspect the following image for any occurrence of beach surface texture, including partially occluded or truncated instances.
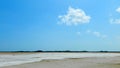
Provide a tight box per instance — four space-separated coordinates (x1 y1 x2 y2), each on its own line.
0 53 120 68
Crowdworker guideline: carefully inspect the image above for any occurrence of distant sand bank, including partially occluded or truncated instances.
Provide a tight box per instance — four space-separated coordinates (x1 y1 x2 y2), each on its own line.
1 56 120 68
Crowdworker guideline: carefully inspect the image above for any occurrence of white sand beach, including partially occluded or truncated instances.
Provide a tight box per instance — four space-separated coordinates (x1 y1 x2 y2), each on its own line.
0 53 120 68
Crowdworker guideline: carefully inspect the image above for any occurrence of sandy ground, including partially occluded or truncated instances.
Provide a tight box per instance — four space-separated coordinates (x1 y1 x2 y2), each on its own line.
1 56 120 68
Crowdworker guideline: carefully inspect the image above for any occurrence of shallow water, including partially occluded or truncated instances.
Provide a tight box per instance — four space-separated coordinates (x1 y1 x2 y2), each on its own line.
0 53 120 67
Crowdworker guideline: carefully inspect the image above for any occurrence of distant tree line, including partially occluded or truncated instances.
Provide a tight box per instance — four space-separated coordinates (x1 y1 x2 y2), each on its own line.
0 50 120 53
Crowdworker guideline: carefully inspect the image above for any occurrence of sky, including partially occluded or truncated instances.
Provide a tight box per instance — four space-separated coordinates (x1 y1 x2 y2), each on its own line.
1 0 120 51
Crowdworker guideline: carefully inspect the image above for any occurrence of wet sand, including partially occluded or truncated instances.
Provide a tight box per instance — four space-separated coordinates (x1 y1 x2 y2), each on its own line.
1 56 120 68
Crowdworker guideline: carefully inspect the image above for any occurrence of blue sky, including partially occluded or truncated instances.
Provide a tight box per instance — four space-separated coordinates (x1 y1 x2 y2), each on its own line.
1 0 120 51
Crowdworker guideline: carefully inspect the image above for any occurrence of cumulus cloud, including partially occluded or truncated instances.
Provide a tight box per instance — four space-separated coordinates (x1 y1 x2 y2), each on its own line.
116 7 120 13
58 7 91 26
109 7 120 24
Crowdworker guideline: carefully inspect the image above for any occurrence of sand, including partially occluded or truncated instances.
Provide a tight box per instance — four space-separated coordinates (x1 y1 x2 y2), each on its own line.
1 56 120 68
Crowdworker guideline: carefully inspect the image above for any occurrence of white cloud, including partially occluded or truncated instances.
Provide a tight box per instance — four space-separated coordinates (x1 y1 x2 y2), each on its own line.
86 30 107 39
93 31 107 39
116 7 120 13
58 7 91 26
93 31 101 37
109 7 120 24
110 18 120 24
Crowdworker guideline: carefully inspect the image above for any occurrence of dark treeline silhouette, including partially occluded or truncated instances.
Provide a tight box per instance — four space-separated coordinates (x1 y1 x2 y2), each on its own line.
0 50 120 53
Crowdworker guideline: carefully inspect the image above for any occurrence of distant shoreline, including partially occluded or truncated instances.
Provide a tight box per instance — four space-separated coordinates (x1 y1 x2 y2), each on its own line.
0 51 120 53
